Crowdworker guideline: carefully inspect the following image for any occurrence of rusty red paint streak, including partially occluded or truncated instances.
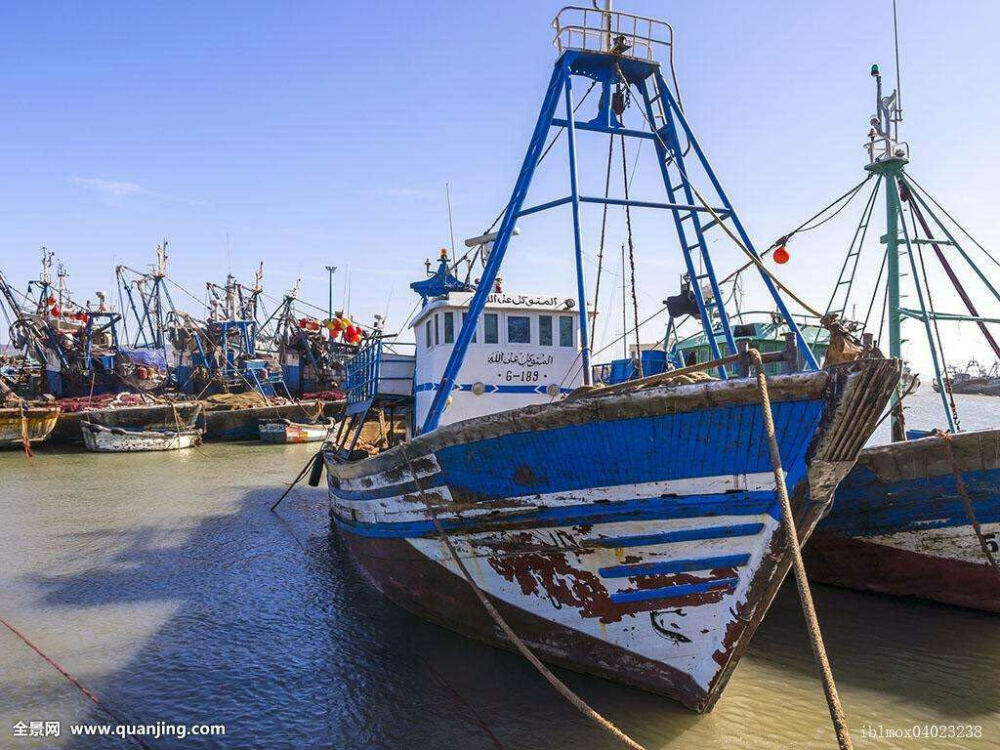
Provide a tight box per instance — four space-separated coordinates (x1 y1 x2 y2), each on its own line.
488 552 729 624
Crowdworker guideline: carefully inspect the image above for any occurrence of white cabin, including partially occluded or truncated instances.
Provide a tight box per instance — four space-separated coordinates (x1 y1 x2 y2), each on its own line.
410 291 586 428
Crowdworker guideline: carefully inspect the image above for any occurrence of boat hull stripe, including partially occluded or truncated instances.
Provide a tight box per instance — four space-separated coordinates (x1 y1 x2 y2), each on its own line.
598 554 751 579
332 493 780 538
592 523 765 548
609 577 740 604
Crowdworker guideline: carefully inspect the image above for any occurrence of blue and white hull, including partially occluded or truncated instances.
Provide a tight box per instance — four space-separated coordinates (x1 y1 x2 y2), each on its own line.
325 360 899 710
808 429 1000 612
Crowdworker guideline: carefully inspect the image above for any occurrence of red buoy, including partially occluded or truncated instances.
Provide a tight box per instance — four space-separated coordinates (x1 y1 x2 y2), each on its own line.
773 245 790 264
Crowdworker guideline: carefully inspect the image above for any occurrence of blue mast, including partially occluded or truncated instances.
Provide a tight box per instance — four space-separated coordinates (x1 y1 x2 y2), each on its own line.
422 7 818 433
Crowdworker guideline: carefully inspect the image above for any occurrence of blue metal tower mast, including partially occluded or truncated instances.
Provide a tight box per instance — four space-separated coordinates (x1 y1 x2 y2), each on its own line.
422 6 819 433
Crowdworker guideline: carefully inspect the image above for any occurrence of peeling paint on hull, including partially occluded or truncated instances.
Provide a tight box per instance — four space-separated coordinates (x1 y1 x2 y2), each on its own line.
809 429 1000 612
326 360 899 711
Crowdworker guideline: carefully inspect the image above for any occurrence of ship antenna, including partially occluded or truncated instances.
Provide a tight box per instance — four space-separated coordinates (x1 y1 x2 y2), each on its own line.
891 0 905 146
892 0 902 128
445 182 456 264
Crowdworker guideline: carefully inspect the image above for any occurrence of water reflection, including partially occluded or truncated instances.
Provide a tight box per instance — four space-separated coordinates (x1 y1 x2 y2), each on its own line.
0 432 997 749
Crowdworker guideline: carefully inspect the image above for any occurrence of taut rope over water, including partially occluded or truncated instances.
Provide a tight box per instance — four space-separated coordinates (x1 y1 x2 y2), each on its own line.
0 615 155 750
747 348 853 750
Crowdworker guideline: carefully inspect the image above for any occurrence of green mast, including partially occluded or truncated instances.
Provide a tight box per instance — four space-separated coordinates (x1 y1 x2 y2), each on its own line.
865 63 957 441
867 154 907 440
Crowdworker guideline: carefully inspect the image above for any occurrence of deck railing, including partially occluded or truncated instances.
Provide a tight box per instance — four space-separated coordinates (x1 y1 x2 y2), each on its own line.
552 6 673 62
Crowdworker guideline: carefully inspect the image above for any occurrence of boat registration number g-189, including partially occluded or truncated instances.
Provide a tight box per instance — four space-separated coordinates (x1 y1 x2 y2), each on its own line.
503 370 542 382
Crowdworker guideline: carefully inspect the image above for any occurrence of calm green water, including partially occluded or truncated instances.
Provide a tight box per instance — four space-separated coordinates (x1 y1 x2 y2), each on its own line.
0 392 997 749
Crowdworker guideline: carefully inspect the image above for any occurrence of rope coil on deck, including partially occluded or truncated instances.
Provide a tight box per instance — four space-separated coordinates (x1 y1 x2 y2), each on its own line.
747 348 854 750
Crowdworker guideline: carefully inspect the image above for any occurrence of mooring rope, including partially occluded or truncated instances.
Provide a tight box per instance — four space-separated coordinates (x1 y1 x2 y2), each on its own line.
0 615 155 750
18 402 34 461
934 430 1000 578
398 446 647 750
270 450 322 512
747 348 853 750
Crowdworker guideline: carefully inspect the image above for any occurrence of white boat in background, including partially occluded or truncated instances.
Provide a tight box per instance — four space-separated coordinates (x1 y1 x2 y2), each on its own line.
80 421 202 452
259 418 335 444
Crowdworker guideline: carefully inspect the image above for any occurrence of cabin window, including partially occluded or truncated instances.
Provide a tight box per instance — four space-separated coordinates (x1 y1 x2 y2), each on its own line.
425 321 432 348
462 312 476 343
443 311 455 344
434 314 440 346
559 315 574 347
507 315 530 344
539 315 553 346
484 313 499 344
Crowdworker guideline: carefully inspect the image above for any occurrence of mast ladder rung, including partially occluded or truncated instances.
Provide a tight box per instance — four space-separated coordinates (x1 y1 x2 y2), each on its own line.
699 215 727 232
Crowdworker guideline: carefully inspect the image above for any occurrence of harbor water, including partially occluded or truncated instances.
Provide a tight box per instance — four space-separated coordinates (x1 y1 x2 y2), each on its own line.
1 391 997 749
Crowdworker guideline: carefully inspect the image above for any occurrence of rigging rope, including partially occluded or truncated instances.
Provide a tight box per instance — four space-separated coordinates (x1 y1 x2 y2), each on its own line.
620 134 643 376
719 175 874 287
480 80 599 240
590 134 615 351
936 431 1000 579
747 348 854 750
907 207 961 429
900 176 1000 364
903 174 1000 272
398 446 647 750
0 615 155 750
613 62 823 318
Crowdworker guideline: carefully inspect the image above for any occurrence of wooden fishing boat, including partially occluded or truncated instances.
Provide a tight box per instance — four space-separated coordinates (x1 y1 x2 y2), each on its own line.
201 399 326 441
51 400 202 443
325 357 898 711
932 360 1000 396
258 418 334 444
807 430 1000 612
0 404 59 448
80 420 202 452
321 6 899 712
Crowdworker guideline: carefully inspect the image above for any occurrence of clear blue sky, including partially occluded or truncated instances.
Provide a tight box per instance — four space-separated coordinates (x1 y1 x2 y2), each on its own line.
2 1 999 372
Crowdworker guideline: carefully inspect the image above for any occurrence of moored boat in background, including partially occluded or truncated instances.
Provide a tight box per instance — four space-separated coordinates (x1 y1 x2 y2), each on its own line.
200 394 328 441
0 404 60 449
932 359 1000 397
51 398 202 443
80 420 202 452
802 64 1000 612
259 418 334 444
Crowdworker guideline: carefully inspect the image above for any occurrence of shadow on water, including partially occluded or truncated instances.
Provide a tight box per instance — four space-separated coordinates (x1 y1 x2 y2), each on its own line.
26 485 697 750
14 462 999 749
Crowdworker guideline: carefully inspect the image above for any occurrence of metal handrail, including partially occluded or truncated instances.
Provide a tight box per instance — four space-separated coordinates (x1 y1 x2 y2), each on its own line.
552 6 673 62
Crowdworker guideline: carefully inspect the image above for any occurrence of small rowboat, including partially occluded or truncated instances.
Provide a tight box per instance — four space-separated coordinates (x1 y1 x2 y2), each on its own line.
80 421 202 452
0 405 60 449
259 418 334 444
